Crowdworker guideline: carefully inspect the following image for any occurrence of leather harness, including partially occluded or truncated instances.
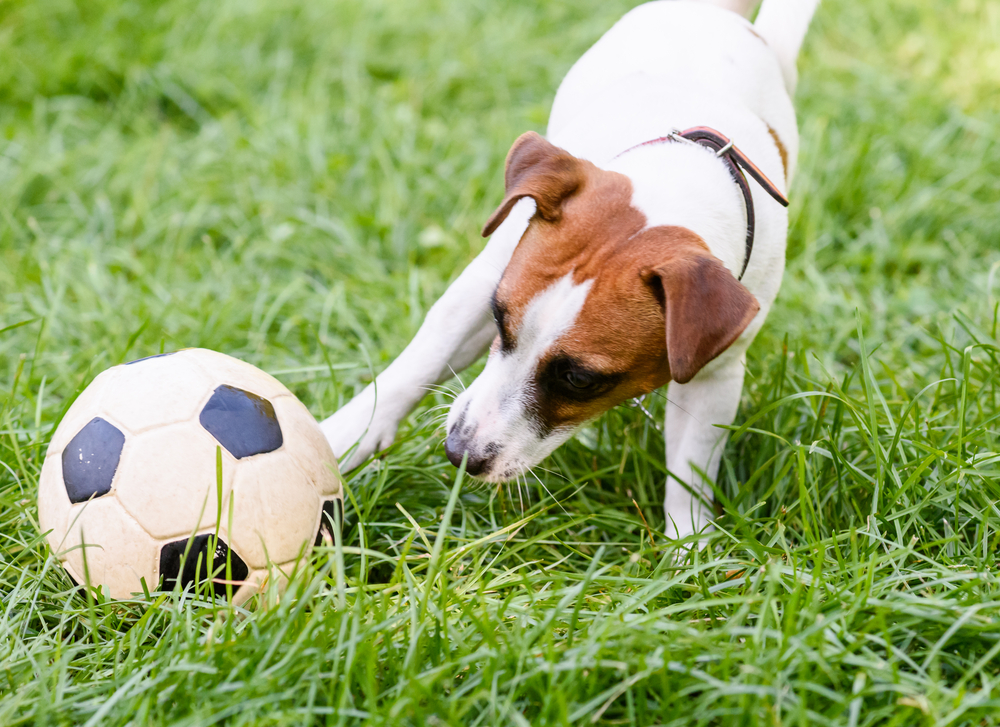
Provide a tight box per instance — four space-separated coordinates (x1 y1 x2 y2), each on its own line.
616 126 789 280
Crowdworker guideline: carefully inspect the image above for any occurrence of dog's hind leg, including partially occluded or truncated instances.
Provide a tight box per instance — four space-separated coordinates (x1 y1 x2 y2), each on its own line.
320 200 534 470
755 0 821 93
663 351 748 541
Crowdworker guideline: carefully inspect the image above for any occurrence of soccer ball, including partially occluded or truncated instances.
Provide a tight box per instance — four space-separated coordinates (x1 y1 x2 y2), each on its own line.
37 348 344 604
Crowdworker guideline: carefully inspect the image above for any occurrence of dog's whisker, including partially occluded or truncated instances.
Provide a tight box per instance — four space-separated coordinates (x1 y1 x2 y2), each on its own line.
414 407 452 426
529 467 568 515
446 364 467 392
424 402 454 414
533 465 571 483
421 384 460 398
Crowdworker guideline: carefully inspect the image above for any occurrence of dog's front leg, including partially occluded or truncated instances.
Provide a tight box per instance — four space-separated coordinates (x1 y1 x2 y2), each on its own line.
663 352 747 541
320 201 534 470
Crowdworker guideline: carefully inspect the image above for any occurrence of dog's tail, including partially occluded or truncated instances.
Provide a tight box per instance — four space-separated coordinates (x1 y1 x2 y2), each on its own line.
754 0 820 94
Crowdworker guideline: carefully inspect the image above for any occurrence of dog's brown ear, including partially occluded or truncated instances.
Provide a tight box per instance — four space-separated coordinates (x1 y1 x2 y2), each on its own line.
644 230 760 384
482 132 585 237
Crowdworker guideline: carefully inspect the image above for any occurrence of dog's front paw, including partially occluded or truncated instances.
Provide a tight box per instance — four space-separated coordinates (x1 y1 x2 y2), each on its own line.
663 505 715 543
319 391 400 471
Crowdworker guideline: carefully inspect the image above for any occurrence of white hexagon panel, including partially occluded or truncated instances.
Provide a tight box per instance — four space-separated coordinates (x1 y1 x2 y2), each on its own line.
180 348 290 402
38 453 70 548
60 497 159 599
272 396 343 497
37 348 345 603
100 352 214 434
226 451 321 569
47 366 121 455
115 423 236 540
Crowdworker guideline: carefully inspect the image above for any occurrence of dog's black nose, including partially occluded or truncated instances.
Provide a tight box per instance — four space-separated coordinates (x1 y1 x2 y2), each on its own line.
444 428 493 476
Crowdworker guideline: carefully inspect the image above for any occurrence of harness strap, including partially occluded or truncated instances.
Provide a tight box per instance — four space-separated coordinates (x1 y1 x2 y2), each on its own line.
616 126 788 280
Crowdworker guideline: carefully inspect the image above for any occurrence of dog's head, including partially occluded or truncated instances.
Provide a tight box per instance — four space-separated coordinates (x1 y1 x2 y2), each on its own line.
445 132 759 480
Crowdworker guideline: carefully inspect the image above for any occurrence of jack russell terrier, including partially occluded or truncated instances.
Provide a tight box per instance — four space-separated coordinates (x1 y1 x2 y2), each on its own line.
321 0 820 540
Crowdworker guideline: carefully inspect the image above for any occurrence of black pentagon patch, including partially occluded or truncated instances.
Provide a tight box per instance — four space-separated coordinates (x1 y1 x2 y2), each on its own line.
199 385 282 459
125 352 177 365
62 417 125 503
159 534 249 599
315 499 344 546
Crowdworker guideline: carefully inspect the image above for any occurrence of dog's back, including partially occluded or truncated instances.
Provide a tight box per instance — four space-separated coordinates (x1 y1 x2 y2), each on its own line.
548 0 818 180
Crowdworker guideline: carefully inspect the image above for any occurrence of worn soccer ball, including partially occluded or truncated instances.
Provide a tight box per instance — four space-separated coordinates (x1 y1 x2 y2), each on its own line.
37 348 344 604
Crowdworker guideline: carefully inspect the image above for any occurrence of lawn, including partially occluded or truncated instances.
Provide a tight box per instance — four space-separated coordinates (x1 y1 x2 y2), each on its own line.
2 0 1000 724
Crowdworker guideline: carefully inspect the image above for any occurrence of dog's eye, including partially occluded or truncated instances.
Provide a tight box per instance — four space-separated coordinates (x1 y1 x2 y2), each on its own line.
543 357 622 401
563 369 595 390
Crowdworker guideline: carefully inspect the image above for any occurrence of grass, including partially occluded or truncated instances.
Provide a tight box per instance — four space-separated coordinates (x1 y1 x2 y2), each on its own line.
2 0 1000 723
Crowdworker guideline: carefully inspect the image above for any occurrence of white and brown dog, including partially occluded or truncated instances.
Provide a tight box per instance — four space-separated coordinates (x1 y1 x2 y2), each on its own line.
321 0 819 540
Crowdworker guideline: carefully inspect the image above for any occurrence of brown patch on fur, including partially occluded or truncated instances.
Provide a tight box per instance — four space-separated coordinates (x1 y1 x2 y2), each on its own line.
524 228 758 431
489 136 647 340
527 247 670 431
644 228 760 383
484 136 759 432
482 132 587 237
766 124 789 179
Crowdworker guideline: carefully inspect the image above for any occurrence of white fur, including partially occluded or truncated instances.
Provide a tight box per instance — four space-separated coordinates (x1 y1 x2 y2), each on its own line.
321 0 818 541
446 273 593 480
319 198 534 467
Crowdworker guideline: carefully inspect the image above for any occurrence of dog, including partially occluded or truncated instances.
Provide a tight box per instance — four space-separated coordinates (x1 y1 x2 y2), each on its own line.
320 0 819 540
